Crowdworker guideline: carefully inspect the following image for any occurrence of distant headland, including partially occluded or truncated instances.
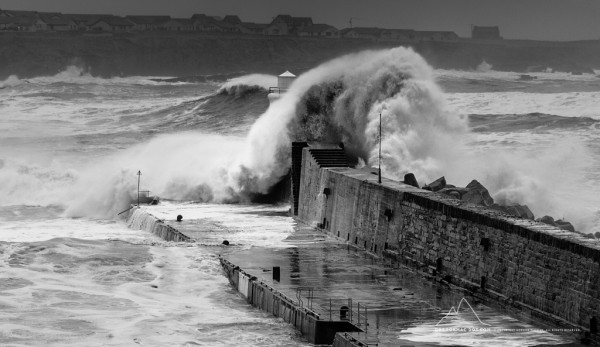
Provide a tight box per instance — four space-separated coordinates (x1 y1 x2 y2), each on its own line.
0 8 599 78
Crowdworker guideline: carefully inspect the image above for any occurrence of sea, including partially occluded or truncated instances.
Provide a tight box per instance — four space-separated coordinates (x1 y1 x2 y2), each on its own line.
0 46 599 346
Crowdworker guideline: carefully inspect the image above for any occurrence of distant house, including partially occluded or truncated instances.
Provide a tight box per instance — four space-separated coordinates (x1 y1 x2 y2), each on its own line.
340 27 383 40
222 15 242 25
237 22 267 35
472 26 502 40
190 13 226 32
298 24 339 38
0 16 46 31
0 10 38 18
264 21 288 36
161 18 194 31
380 29 416 41
38 12 64 21
0 17 17 30
39 14 77 31
414 30 459 41
269 14 313 35
0 9 47 31
89 16 134 32
125 15 170 31
65 14 108 31
43 17 76 31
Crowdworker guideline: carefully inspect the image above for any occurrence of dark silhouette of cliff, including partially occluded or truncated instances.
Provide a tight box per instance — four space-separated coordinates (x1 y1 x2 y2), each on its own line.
1 32 599 79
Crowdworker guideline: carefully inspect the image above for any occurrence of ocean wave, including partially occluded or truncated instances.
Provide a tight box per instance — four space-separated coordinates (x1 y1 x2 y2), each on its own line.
0 65 199 87
445 91 600 118
469 113 600 133
5 47 596 234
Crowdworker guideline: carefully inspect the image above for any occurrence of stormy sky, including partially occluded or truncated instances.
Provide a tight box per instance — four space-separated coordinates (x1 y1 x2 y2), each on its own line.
2 0 600 41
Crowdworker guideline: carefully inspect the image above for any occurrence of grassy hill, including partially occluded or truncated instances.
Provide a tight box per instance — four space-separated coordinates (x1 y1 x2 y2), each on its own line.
1 31 599 79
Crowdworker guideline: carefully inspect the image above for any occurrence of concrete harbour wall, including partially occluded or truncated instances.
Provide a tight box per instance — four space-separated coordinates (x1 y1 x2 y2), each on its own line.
296 147 600 335
126 207 191 242
220 258 361 345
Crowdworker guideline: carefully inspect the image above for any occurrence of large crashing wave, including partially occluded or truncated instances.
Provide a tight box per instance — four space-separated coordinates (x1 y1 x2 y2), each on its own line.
64 47 462 217
229 47 467 197
56 47 598 234
229 47 467 196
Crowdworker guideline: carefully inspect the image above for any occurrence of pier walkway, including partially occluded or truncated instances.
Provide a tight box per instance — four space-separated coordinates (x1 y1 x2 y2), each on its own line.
127 203 578 346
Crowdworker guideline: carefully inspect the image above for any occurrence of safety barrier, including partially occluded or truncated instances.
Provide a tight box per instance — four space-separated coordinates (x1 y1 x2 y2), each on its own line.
220 257 362 345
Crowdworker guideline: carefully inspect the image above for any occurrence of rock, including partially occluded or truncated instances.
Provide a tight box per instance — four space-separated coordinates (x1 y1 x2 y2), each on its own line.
555 219 575 232
424 176 446 192
461 180 494 206
447 191 461 200
537 215 555 226
403 173 419 188
500 204 534 220
438 187 468 200
518 205 535 220
490 204 534 220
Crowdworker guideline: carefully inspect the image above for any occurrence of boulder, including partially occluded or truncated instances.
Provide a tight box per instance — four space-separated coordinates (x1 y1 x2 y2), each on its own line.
493 204 534 220
537 215 555 226
438 187 468 200
461 180 494 206
512 204 534 220
555 219 575 232
403 173 419 188
424 176 446 192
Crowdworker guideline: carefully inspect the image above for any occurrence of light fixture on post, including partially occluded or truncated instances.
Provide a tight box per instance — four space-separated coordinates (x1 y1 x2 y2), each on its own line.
378 112 382 184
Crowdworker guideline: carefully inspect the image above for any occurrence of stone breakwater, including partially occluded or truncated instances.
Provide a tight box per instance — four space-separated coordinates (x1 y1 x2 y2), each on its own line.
293 145 600 337
126 207 191 242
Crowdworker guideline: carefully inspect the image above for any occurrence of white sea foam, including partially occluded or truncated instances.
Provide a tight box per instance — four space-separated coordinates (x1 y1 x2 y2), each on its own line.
2 49 599 234
436 68 600 82
220 73 277 91
445 91 600 118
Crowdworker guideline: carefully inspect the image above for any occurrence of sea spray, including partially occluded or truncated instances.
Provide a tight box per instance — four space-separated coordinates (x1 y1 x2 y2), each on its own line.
229 47 465 194
219 74 277 93
40 47 597 233
64 133 245 218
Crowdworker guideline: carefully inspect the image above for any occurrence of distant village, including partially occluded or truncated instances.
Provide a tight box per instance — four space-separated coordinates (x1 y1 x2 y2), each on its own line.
0 9 503 41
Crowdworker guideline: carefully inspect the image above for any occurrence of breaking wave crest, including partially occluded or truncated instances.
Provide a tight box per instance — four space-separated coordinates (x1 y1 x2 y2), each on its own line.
8 47 594 233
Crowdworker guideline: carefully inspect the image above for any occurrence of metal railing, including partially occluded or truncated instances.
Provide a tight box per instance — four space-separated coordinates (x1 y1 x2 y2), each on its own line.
294 287 369 330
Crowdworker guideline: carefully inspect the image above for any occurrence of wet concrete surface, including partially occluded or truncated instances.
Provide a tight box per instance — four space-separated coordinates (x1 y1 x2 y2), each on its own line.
221 226 578 346
142 204 581 346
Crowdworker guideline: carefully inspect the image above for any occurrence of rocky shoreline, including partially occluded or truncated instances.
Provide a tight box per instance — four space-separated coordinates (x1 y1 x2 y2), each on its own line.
404 174 596 238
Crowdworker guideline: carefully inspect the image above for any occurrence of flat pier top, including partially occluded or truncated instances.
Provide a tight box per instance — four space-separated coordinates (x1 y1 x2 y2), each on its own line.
135 203 577 346
221 226 574 346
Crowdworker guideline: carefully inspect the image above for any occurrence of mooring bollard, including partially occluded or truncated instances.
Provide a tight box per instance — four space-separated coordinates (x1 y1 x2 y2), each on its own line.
273 266 280 282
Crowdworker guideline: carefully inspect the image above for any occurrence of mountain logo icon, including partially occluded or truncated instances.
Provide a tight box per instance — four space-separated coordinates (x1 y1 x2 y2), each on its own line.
435 297 491 327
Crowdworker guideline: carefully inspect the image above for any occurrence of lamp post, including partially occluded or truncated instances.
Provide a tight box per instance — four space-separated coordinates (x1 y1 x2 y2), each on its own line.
137 170 141 207
378 113 382 184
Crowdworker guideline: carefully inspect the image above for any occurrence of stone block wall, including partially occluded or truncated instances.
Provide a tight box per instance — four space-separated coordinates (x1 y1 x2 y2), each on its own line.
296 148 600 333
